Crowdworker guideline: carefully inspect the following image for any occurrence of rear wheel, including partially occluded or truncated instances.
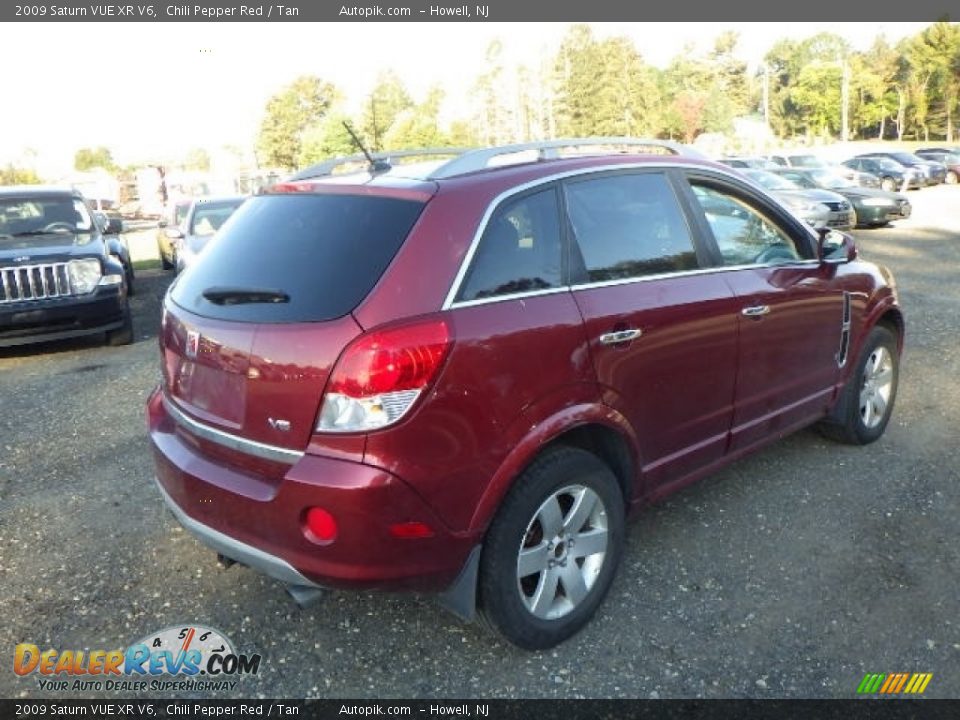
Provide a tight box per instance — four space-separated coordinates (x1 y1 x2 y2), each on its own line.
818 325 898 445
478 446 625 649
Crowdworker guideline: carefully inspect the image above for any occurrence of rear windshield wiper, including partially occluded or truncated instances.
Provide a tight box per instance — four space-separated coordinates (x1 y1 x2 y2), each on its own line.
201 286 290 305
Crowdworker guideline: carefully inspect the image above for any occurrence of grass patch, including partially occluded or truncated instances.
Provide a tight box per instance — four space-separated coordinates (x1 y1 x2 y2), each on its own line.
133 258 162 272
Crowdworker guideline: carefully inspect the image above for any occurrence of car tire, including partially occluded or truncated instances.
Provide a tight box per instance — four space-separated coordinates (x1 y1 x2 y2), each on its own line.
478 446 625 650
125 263 136 296
160 250 174 271
947 171 958 185
818 325 899 445
880 177 896 192
106 308 134 347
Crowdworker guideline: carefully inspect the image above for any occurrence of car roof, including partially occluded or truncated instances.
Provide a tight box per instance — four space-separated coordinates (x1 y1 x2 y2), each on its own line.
0 185 82 198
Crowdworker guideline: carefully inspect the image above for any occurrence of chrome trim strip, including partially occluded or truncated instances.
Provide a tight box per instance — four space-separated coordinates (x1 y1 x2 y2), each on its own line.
448 286 570 310
162 393 304 464
154 478 321 589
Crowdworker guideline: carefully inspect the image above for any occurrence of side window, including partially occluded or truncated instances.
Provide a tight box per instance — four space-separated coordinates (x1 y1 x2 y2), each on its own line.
457 188 562 302
690 184 804 266
565 173 698 283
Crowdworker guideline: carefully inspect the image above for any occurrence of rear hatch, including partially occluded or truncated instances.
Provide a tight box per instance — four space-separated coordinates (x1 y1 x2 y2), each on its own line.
161 190 429 453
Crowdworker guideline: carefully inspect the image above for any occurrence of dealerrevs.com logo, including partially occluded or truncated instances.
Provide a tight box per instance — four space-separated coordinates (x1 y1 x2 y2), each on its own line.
14 624 262 692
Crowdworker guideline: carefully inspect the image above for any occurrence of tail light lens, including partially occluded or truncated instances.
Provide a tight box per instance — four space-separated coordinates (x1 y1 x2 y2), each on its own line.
316 319 451 433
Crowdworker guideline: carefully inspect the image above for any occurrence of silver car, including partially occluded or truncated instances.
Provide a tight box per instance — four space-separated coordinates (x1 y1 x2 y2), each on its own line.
742 169 855 231
162 196 246 273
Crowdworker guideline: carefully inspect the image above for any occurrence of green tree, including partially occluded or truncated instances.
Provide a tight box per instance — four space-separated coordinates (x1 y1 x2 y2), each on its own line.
360 71 414 151
791 62 844 136
0 165 41 185
183 148 211 171
74 146 115 172
256 75 340 170
383 86 449 149
300 111 358 165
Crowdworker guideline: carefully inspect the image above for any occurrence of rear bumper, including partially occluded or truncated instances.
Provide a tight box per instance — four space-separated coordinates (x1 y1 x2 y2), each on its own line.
0 285 127 347
147 387 478 591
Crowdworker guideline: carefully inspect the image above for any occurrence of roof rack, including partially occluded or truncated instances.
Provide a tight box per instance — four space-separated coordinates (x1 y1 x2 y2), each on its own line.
289 148 470 181
426 137 705 179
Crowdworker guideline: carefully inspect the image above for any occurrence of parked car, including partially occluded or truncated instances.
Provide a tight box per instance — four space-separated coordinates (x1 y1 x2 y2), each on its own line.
741 169 855 230
767 152 827 169
156 198 192 271
857 151 946 185
770 168 911 228
0 186 133 347
147 139 903 649
719 156 780 169
159 196 246 273
914 148 960 184
842 156 924 192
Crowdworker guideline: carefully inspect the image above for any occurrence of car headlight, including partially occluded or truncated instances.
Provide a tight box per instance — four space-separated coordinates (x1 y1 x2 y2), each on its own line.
861 197 895 207
786 198 829 214
68 258 102 294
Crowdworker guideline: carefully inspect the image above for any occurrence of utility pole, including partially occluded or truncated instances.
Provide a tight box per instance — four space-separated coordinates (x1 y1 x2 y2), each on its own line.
840 57 850 143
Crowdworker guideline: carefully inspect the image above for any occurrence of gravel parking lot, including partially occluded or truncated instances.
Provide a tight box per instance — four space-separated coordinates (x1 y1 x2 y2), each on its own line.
2 187 959 700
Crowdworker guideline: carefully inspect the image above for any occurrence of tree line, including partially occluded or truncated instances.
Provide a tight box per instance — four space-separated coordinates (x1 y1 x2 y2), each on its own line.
256 22 960 171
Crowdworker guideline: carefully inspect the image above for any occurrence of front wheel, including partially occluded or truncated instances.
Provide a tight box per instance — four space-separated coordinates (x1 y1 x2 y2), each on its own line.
946 170 958 185
819 325 899 445
478 446 625 650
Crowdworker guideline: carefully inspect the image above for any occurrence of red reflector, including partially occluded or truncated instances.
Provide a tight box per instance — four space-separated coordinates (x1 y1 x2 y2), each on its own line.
389 521 435 539
328 320 451 398
304 507 337 544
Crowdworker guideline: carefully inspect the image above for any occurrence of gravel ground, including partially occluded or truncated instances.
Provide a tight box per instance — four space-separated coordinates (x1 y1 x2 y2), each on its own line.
2 186 959 700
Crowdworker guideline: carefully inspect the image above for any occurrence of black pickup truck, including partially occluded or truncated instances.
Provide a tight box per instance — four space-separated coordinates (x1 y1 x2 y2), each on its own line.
0 186 134 347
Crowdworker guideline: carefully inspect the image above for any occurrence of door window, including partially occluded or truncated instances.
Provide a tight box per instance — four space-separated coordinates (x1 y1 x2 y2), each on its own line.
690 184 805 266
564 173 698 283
457 188 562 302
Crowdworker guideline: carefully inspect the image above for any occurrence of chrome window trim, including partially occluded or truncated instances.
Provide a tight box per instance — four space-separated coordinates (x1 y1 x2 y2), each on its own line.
162 393 304 464
442 161 718 311
441 160 823 310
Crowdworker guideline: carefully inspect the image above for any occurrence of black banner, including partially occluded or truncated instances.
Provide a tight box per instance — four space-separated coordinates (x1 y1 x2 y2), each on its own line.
3 700 960 720
0 1 957 22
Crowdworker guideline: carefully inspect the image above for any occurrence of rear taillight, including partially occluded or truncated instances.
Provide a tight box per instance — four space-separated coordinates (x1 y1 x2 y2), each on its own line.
316 319 451 433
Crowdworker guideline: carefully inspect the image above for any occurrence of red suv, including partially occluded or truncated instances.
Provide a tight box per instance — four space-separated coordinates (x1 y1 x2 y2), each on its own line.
147 139 903 649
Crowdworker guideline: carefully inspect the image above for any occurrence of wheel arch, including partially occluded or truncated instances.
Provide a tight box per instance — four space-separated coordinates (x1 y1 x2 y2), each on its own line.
466 405 640 537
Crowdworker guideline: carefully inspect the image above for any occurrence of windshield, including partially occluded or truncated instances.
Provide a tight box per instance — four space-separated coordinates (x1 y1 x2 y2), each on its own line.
890 153 920 164
745 170 800 191
874 158 905 171
789 155 825 168
943 153 960 164
0 197 95 236
189 199 245 236
809 169 856 189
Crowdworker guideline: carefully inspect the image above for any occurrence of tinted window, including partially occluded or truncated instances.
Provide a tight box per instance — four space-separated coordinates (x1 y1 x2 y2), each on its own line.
691 184 804 266
171 193 424 323
457 188 562 302
189 200 244 235
565 173 697 282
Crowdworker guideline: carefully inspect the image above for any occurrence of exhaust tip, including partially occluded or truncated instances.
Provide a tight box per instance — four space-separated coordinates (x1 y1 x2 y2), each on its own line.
286 584 324 607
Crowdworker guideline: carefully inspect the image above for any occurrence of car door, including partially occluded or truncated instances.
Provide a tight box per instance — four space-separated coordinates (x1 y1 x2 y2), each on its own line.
679 172 846 453
565 170 741 490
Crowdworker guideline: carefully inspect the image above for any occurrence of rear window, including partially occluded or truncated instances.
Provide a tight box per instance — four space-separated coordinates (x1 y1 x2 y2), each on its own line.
170 193 425 323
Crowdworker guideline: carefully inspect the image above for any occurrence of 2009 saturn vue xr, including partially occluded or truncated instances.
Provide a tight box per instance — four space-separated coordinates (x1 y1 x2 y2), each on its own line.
147 139 903 649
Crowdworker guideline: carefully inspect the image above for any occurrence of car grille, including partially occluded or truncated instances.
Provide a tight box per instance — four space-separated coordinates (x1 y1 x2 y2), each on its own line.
824 201 851 212
0 263 73 304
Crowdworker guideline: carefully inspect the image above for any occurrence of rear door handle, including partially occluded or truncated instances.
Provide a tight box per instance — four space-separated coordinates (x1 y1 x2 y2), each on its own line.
742 305 771 317
599 329 642 345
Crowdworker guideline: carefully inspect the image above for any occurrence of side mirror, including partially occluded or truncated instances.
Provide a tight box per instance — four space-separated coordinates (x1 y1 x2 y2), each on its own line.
105 217 124 234
164 227 184 240
818 228 857 264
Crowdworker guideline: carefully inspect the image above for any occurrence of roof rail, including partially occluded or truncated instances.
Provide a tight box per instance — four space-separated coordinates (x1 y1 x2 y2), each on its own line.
289 148 470 181
427 137 704 179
